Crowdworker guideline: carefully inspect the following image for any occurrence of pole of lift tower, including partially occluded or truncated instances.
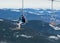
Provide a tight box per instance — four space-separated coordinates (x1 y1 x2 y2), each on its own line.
50 0 56 25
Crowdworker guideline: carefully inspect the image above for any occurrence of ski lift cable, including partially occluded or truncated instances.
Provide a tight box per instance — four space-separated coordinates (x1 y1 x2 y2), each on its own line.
53 0 60 2
49 0 60 2
55 1 60 2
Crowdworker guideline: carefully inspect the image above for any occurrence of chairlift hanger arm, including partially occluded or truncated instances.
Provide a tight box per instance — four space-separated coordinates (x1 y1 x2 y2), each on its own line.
22 0 24 16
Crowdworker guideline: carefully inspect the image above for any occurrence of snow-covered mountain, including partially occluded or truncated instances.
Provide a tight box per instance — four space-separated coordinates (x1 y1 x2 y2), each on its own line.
0 8 60 24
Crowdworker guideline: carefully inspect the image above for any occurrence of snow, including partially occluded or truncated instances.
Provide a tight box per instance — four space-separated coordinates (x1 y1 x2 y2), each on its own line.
27 11 44 15
0 41 7 43
49 24 60 30
48 35 60 40
57 35 60 38
11 9 20 12
39 11 44 13
48 36 58 40
20 34 33 38
0 19 4 21
12 20 18 21
16 35 19 38
47 11 52 13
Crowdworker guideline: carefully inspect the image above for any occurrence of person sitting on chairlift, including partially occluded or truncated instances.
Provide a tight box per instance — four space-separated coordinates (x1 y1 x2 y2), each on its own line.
21 15 26 24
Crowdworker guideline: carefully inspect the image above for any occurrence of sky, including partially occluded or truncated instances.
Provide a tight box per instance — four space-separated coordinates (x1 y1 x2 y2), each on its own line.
0 0 60 9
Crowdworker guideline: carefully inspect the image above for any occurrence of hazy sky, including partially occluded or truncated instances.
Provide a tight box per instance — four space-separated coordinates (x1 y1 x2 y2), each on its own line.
0 0 60 9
